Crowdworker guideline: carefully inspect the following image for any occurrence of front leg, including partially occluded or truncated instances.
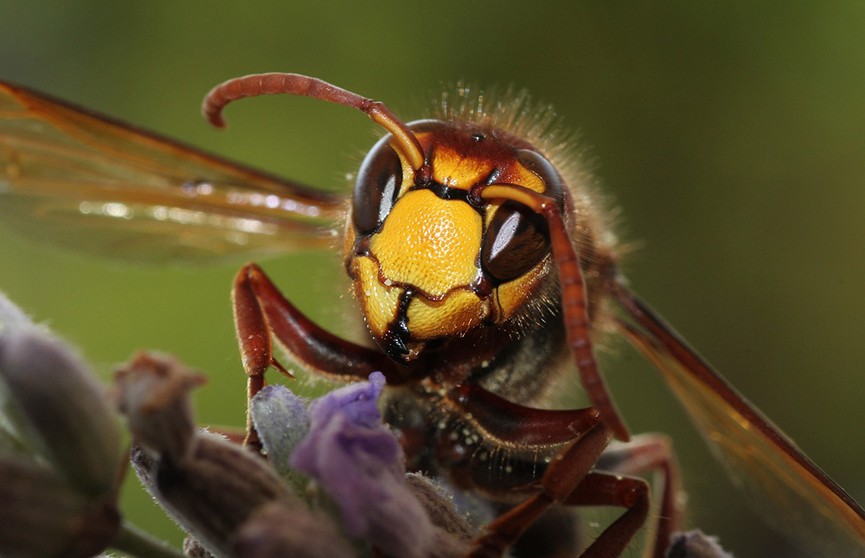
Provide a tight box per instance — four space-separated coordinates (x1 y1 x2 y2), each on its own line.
232 262 408 445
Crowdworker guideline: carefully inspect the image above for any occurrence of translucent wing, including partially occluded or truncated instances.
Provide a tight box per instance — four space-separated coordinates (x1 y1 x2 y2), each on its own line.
613 283 865 558
0 81 347 263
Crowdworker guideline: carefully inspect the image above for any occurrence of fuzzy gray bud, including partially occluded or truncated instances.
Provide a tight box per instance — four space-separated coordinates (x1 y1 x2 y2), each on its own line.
667 531 733 558
132 432 298 556
0 330 122 497
234 502 354 558
0 457 120 558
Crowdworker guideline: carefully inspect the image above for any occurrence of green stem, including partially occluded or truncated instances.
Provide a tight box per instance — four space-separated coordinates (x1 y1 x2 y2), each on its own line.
109 521 186 558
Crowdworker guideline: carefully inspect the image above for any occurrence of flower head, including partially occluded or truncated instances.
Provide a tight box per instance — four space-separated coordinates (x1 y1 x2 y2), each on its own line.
253 372 437 558
0 292 123 557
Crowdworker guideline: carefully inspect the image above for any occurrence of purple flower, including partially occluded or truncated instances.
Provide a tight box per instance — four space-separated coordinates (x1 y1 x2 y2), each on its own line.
290 372 434 558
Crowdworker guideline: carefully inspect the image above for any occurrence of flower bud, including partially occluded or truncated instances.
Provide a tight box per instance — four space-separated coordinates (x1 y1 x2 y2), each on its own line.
114 352 206 463
234 501 354 558
667 530 732 558
249 384 309 487
0 330 122 497
183 536 216 558
132 432 298 557
405 474 475 541
0 456 120 558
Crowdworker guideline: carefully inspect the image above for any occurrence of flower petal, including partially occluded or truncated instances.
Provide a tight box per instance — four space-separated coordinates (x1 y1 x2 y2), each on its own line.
290 372 435 558
307 370 386 429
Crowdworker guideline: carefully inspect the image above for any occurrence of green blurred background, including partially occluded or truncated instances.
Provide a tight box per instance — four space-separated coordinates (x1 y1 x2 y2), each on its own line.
1 2 864 556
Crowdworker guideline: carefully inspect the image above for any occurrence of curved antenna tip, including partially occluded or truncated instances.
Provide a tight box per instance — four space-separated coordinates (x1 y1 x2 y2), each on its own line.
200 73 425 168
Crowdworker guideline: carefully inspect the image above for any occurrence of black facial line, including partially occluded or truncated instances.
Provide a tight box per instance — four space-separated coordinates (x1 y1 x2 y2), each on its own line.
407 166 502 214
420 182 470 203
382 289 414 360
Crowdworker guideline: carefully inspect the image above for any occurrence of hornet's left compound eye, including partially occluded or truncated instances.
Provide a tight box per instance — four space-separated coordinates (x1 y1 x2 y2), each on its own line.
352 138 404 235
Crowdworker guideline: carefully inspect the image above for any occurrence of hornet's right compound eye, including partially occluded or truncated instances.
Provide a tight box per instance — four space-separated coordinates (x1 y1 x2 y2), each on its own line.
481 200 551 284
352 137 404 236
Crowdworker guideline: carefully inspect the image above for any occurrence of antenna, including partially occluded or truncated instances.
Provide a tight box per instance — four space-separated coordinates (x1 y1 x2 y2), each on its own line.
202 73 426 172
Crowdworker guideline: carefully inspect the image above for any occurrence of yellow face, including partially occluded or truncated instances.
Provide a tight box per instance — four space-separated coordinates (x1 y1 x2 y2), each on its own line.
345 121 565 362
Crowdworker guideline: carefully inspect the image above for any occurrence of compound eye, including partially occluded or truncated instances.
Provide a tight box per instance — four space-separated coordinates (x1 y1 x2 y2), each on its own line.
516 149 564 207
352 138 403 235
481 200 551 283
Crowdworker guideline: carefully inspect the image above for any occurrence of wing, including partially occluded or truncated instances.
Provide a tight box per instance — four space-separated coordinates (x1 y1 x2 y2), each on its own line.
612 282 865 558
0 81 347 263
